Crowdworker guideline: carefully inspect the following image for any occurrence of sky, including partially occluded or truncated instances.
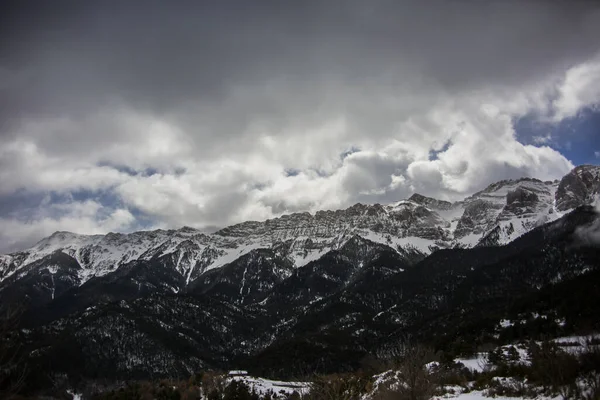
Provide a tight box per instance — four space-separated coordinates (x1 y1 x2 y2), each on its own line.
1 0 600 253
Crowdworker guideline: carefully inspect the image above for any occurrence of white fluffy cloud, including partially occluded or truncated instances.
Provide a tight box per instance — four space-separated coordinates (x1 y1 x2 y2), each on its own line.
551 56 600 121
1 59 595 252
0 199 135 252
1 1 600 252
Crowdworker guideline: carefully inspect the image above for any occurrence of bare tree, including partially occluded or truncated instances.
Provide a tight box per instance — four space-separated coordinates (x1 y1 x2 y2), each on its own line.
307 373 370 400
373 345 436 400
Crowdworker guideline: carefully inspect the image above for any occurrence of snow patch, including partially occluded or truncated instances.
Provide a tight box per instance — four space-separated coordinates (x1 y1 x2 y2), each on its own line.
229 376 310 398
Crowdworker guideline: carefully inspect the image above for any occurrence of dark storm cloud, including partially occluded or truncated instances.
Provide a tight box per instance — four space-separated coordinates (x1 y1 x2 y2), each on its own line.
2 0 599 125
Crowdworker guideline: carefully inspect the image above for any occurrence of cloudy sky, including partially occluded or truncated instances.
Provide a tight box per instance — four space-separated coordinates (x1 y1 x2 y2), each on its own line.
1 0 600 252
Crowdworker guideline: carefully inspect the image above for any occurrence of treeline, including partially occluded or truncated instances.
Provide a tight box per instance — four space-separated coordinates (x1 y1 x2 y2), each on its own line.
7 337 600 399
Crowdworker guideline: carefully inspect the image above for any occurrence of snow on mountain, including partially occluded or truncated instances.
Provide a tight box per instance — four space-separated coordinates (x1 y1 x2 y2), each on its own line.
471 178 564 246
1 165 598 287
556 164 600 211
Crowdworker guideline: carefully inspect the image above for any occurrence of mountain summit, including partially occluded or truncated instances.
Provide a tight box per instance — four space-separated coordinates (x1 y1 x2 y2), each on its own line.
1 165 598 290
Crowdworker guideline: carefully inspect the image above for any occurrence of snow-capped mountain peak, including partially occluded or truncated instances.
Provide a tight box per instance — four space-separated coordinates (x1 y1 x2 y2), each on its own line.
1 165 598 287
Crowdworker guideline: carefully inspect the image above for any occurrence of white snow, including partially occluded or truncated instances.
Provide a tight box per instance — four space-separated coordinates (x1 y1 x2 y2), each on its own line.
456 354 489 372
50 273 55 300
228 370 249 376
432 391 559 400
459 233 485 247
498 319 514 328
228 376 310 397
288 247 329 268
362 230 438 254
67 390 82 400
239 266 249 296
553 334 600 354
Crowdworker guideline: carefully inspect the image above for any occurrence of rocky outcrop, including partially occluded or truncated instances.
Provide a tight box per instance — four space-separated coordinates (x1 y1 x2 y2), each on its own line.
555 165 600 211
408 193 453 210
454 199 503 238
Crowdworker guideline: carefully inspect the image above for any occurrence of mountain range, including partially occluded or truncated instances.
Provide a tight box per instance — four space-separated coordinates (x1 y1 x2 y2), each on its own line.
1 164 599 389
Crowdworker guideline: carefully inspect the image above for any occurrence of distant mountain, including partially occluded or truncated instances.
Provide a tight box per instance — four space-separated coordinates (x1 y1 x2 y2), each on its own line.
4 166 598 295
1 164 599 389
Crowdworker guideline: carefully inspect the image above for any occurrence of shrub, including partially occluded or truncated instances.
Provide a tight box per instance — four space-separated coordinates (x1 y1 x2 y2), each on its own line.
528 341 579 391
486 376 536 398
580 372 600 400
222 380 259 400
579 340 600 375
435 367 471 388
372 346 436 400
307 373 370 400
202 372 226 400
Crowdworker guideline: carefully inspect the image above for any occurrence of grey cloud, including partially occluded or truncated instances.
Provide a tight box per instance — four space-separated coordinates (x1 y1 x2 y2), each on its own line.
2 1 599 158
3 1 600 122
1 0 599 251
340 150 412 198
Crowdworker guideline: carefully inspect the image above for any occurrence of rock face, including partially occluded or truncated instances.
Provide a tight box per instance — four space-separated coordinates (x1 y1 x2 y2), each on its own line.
408 193 453 210
454 199 503 238
556 165 600 211
0 165 598 296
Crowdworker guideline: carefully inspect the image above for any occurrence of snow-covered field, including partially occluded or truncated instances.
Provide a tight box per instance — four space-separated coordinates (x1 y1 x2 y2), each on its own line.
432 390 560 400
228 376 310 397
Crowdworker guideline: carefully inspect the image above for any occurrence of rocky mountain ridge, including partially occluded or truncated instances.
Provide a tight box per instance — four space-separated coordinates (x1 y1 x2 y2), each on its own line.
9 203 600 386
0 165 599 390
1 165 598 290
